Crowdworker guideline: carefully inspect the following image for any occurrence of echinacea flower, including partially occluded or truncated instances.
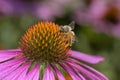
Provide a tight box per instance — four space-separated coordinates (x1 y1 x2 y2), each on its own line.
72 0 120 37
0 0 81 20
0 0 34 15
0 21 108 80
35 0 81 20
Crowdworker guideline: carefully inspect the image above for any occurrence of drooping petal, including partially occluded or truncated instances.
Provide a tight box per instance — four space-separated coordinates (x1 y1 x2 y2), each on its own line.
43 63 55 80
68 50 104 64
16 62 32 80
79 61 109 80
32 63 41 80
0 57 25 71
0 49 22 62
25 63 40 80
0 58 26 79
65 58 109 80
59 62 82 80
52 64 65 80
0 49 21 52
64 59 99 80
62 60 86 80
3 62 31 80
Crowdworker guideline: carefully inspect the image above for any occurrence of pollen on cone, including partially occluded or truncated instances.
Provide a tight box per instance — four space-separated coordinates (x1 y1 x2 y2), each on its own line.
19 22 71 62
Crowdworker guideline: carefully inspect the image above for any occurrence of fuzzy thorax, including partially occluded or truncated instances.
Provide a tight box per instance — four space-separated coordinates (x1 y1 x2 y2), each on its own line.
19 22 71 62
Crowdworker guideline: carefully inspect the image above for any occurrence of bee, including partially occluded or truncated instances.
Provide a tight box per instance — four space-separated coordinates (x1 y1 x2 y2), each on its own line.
59 21 77 46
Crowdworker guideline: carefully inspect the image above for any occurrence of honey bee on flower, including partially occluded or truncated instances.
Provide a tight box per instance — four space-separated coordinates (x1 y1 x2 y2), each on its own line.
0 21 108 80
59 21 77 46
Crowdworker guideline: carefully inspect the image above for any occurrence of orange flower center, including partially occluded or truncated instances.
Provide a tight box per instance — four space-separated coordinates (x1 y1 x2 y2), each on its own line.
19 22 71 62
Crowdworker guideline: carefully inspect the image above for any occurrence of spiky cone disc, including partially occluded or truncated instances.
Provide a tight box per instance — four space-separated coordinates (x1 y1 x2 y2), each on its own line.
19 22 71 63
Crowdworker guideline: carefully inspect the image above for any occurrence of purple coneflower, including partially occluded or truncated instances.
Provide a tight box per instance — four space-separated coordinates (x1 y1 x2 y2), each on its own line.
0 22 108 80
35 0 81 20
0 0 34 15
72 0 120 37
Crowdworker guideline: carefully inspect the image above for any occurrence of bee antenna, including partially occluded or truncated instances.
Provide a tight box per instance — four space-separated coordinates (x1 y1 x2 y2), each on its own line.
69 21 75 29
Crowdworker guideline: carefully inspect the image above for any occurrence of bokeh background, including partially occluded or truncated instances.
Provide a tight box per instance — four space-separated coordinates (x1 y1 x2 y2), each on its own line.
0 0 120 80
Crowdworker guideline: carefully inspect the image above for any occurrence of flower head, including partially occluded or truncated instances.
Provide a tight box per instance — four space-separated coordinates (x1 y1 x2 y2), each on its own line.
0 21 108 80
72 0 120 37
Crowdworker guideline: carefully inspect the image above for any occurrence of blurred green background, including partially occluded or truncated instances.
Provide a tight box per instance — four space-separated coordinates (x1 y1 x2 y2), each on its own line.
0 0 120 80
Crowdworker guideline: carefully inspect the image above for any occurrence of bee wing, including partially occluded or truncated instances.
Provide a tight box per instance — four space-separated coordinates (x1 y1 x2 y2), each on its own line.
69 21 75 30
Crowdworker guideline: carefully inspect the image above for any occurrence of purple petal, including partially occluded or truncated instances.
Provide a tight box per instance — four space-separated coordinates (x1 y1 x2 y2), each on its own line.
0 57 25 71
0 57 14 62
25 63 40 80
64 59 100 80
0 49 21 52
32 63 41 80
52 64 65 80
3 62 31 80
0 58 26 79
68 50 104 64
62 60 86 80
59 62 81 80
43 63 55 80
0 49 22 62
112 24 120 37
79 61 109 80
88 0 107 20
65 58 109 80
0 0 13 14
16 62 31 80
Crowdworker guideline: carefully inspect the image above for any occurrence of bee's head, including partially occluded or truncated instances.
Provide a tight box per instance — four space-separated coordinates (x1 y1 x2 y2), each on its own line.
60 21 75 32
